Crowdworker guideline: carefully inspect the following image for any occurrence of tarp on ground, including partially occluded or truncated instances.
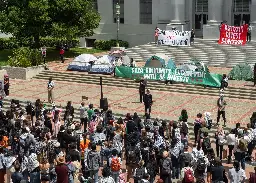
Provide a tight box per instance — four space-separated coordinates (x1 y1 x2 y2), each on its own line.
178 60 209 72
229 63 253 80
115 66 222 87
145 54 176 69
67 54 98 71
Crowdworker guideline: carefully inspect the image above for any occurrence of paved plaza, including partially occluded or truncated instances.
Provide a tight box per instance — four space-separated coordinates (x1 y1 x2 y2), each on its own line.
10 76 256 126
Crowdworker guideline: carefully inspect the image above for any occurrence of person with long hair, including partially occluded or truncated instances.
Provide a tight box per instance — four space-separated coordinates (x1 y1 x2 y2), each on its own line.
194 113 203 144
228 160 246 183
40 157 50 183
215 126 226 160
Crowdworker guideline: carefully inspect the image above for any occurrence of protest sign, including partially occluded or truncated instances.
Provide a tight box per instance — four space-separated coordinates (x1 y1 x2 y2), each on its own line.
157 29 191 46
115 66 222 87
218 24 248 45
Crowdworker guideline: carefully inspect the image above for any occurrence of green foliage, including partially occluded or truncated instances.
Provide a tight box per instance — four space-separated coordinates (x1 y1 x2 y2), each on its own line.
229 63 253 81
0 38 79 50
0 0 100 48
8 47 42 67
94 40 129 50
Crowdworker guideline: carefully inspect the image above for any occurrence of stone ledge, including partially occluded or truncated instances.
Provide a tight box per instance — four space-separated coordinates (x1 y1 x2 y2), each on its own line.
1 65 45 80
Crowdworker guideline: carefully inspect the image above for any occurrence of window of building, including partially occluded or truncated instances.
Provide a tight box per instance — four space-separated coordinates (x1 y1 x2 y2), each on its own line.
113 0 124 24
234 0 250 12
195 0 208 12
140 0 152 24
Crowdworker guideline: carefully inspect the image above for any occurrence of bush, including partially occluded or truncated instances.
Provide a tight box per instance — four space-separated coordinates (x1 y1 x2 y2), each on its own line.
0 38 79 50
229 63 253 81
94 39 129 50
8 47 42 68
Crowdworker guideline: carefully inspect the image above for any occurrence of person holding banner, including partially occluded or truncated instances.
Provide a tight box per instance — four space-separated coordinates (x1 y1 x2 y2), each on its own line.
154 27 159 44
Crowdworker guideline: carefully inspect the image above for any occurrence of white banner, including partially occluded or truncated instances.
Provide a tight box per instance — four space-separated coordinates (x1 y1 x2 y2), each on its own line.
157 29 191 46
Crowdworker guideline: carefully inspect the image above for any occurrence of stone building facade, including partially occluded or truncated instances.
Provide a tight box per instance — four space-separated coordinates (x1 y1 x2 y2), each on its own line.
81 0 256 47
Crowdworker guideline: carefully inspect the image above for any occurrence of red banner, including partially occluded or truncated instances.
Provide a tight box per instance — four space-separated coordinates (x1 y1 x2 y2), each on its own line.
218 24 248 45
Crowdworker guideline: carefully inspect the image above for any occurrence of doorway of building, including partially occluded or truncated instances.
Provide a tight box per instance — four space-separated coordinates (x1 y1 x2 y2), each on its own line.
195 13 208 37
234 13 250 26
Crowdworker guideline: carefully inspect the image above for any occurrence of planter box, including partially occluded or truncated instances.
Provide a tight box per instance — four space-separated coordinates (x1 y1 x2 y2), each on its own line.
1 65 45 80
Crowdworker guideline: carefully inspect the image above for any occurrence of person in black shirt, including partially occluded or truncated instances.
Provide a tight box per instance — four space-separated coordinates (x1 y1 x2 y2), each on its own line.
144 89 153 116
207 157 225 183
139 77 147 103
68 143 81 162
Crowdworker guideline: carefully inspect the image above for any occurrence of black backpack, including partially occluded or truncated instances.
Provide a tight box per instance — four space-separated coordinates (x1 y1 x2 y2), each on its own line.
134 167 146 181
180 122 188 135
196 158 206 174
202 137 211 151
126 146 138 164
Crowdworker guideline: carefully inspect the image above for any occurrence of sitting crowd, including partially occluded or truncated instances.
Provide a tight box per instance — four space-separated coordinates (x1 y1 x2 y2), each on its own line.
0 98 254 183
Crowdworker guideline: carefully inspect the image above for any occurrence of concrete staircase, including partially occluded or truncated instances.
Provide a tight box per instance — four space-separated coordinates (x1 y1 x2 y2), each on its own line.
33 70 256 100
125 39 256 68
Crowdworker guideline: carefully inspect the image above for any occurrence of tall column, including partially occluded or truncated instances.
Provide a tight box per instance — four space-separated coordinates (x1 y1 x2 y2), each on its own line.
203 0 224 39
207 0 223 24
251 0 256 25
166 0 187 31
251 0 256 40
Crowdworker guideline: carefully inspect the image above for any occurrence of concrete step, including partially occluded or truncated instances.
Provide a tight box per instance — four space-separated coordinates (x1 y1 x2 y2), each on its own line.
33 71 256 100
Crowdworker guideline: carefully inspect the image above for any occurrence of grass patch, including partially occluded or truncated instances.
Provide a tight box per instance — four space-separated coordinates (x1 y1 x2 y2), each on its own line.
0 47 105 66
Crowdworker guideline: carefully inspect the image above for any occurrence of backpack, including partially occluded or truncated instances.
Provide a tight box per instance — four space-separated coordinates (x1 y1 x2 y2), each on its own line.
19 135 30 153
180 122 188 135
196 158 206 174
126 147 138 164
134 167 146 181
202 137 211 151
184 168 194 183
87 151 100 170
110 157 121 172
161 158 171 175
238 139 248 151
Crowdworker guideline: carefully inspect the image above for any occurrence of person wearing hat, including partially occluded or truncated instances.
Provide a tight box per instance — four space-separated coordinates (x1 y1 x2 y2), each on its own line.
4 74 9 97
217 93 227 127
144 89 153 116
55 151 69 183
47 77 54 104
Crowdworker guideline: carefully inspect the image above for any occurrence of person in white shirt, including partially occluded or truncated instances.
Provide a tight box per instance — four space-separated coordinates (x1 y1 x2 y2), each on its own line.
47 77 54 103
228 160 246 183
226 129 237 164
79 102 88 132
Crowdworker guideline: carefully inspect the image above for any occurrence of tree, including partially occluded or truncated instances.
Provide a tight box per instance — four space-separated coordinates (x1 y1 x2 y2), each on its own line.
0 0 100 48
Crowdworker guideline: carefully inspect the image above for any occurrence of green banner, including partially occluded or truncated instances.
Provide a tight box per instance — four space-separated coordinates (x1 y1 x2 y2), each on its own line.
115 66 222 87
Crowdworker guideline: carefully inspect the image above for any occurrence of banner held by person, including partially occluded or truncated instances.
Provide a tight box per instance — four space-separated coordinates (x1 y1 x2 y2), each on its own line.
115 66 222 87
157 29 191 46
218 24 248 45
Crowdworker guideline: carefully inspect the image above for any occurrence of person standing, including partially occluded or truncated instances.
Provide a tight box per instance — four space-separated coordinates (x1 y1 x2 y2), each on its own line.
247 24 252 42
144 89 152 116
190 29 195 45
4 74 9 97
217 93 227 127
60 46 65 63
139 77 147 103
47 77 54 104
41 46 47 64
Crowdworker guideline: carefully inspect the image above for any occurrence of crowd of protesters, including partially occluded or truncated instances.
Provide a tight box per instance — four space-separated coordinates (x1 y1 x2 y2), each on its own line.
0 83 255 182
